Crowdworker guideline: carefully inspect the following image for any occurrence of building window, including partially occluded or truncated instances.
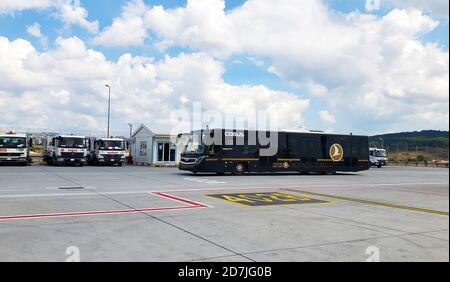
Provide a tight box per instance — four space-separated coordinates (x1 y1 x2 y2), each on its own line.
140 141 147 156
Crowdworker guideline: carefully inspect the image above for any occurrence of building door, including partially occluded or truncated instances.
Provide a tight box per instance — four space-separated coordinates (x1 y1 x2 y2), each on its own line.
157 142 176 163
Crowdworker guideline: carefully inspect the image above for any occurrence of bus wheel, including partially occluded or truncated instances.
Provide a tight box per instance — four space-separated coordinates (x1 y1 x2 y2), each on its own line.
234 163 245 175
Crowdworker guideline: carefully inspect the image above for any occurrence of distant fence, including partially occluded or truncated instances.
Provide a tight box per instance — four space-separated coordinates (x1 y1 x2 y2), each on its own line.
0 125 130 146
384 144 448 163
0 125 129 138
389 161 449 168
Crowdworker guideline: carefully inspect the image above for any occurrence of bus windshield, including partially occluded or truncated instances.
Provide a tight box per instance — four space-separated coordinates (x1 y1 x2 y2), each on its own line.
185 136 204 154
376 150 387 157
0 137 27 148
58 137 86 148
98 140 124 150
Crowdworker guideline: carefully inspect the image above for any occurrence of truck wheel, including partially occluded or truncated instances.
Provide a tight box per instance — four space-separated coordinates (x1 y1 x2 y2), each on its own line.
234 163 245 175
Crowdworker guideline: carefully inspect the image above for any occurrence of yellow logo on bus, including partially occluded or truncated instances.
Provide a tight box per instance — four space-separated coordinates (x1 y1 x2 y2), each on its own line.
329 144 344 161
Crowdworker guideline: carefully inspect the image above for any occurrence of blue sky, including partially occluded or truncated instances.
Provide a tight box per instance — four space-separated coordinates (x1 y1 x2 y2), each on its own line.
0 0 448 135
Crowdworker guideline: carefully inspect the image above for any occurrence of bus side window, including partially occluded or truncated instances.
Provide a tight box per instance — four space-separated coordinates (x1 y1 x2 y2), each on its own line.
320 136 327 158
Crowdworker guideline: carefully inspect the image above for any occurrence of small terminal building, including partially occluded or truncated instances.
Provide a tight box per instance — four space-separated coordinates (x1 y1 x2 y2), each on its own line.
130 124 185 166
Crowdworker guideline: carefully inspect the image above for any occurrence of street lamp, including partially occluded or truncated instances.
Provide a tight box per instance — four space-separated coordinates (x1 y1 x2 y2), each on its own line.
128 123 133 141
105 84 111 138
379 137 384 149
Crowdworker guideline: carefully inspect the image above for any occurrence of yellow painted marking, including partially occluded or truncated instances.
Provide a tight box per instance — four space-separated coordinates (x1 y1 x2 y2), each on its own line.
284 189 449 216
206 192 331 207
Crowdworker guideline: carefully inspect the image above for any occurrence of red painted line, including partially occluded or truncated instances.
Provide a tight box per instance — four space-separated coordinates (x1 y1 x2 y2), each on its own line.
152 192 209 207
0 192 210 221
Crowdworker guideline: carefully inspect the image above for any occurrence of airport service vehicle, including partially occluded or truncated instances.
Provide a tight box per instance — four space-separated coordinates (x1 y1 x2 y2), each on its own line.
87 138 126 166
369 147 388 168
179 129 369 174
43 135 88 166
0 132 31 165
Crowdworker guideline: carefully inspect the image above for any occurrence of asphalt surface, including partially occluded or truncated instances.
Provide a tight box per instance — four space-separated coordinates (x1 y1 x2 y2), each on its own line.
0 165 448 262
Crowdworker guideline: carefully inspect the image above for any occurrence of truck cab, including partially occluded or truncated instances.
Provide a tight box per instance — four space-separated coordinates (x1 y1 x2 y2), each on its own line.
369 147 388 168
44 135 88 166
0 132 31 165
87 138 125 166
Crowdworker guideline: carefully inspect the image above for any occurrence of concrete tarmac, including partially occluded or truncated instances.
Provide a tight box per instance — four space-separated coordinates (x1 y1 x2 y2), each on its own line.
0 165 448 261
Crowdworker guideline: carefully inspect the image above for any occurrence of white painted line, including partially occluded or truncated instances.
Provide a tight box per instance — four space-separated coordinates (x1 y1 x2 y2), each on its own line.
183 177 227 184
0 182 447 199
0 191 150 198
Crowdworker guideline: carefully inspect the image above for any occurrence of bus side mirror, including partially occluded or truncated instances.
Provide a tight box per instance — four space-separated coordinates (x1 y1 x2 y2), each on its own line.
29 138 33 147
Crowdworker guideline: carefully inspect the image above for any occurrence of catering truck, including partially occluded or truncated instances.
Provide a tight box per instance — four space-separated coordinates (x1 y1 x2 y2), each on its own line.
179 129 369 175
43 135 88 166
369 147 388 168
87 137 126 166
0 132 31 165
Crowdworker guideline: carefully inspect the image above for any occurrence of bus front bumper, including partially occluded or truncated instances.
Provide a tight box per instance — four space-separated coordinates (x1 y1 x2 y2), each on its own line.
178 162 198 172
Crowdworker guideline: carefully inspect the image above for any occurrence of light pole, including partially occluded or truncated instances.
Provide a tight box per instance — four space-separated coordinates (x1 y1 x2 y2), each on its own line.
128 123 133 140
128 123 133 149
379 137 384 149
105 84 111 138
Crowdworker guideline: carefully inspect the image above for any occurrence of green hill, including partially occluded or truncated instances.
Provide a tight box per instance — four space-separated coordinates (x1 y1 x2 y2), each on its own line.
369 130 449 147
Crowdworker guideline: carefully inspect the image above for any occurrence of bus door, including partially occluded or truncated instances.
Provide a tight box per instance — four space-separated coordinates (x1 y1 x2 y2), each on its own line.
207 144 224 172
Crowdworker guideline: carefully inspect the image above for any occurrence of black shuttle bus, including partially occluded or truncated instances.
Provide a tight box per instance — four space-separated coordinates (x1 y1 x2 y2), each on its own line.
179 129 369 174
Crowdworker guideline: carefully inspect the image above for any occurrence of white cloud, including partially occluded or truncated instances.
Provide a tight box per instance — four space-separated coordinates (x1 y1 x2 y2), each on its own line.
92 0 147 46
0 0 54 14
26 22 48 48
386 0 449 19
57 1 99 34
2 0 448 134
319 110 336 124
0 0 98 34
115 0 446 133
26 23 43 38
365 0 381 12
0 36 310 134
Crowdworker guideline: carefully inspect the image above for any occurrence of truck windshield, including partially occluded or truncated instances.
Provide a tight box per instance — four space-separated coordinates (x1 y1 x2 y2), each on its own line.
0 137 27 148
376 150 387 157
59 137 86 148
98 140 124 150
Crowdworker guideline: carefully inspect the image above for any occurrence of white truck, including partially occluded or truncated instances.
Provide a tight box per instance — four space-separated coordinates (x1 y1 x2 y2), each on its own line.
44 135 88 166
0 132 31 165
369 147 388 168
87 137 126 166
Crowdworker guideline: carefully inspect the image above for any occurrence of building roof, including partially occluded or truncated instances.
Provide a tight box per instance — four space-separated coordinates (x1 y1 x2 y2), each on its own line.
132 123 154 138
